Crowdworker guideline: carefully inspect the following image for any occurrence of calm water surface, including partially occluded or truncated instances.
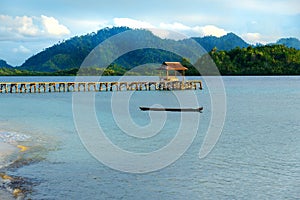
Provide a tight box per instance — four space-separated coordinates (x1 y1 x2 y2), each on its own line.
0 76 299 199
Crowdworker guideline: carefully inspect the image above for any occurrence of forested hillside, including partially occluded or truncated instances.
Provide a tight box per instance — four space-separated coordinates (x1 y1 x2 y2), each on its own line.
276 38 300 50
192 33 249 51
18 27 252 72
1 27 299 76
209 45 300 75
0 59 12 68
20 27 131 71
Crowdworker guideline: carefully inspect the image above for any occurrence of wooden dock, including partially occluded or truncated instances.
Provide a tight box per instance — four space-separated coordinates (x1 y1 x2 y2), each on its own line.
0 80 202 93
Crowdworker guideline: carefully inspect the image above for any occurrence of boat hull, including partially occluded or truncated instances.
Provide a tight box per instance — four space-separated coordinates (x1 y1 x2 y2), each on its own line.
139 106 203 112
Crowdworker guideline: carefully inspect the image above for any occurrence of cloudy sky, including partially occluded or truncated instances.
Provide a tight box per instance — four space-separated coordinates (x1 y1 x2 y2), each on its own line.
0 0 299 66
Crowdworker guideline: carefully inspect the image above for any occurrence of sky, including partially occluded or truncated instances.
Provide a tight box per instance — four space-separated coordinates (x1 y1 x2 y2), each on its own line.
0 0 299 66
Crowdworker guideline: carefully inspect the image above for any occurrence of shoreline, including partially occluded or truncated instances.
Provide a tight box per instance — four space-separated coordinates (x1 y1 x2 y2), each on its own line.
0 141 27 200
0 123 53 200
0 141 17 168
0 141 18 200
0 190 15 200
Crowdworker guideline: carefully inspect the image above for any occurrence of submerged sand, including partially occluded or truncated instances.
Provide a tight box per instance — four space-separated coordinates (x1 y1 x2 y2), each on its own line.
0 141 18 200
0 190 15 200
0 141 16 161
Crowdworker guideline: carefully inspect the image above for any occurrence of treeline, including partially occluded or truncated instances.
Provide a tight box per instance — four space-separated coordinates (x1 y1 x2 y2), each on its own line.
19 27 183 72
0 67 77 76
0 64 160 76
1 44 299 76
209 45 300 75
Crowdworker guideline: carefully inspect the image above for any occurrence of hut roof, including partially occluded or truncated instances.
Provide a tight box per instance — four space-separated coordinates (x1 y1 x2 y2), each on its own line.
157 62 188 71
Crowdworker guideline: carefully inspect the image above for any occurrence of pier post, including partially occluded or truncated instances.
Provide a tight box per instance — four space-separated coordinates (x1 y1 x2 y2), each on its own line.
67 83 74 92
10 83 18 93
48 83 56 92
38 83 46 93
29 83 36 93
0 84 8 93
78 83 86 92
19 83 27 93
0 80 202 93
199 81 203 90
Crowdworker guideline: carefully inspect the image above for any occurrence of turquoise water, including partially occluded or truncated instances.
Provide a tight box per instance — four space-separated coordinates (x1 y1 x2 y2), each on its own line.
0 76 299 199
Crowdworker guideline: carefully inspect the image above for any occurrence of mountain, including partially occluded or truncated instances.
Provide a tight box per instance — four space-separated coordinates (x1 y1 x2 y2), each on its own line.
18 26 299 73
0 59 13 68
19 27 201 72
209 44 300 75
192 33 250 52
19 28 249 72
276 38 300 49
20 27 131 72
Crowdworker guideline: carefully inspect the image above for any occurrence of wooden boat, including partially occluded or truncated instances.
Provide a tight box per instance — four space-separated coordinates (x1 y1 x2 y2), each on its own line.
139 106 203 112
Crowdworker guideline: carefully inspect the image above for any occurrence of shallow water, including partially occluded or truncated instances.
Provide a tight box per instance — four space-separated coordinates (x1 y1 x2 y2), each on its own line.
0 190 15 200
0 76 299 199
0 142 16 168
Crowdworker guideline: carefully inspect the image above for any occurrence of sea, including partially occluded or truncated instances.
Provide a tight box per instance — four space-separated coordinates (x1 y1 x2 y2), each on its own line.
0 76 299 199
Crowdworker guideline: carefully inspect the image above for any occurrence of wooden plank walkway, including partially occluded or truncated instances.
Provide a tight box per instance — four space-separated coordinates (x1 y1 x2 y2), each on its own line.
0 80 202 93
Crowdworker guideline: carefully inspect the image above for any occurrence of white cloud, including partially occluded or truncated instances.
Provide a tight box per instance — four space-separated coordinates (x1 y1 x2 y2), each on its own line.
159 22 190 31
0 15 70 40
158 22 228 37
193 25 227 37
242 33 264 44
148 28 189 40
12 45 31 53
0 15 39 37
113 18 155 29
15 16 40 36
110 18 228 39
60 18 114 38
41 15 70 36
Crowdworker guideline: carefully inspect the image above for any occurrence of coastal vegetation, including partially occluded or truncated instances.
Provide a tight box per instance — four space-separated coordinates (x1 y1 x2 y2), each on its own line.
0 44 299 76
209 45 300 75
0 27 299 76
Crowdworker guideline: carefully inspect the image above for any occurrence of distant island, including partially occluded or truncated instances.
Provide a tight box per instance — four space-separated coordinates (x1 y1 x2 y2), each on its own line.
0 27 300 76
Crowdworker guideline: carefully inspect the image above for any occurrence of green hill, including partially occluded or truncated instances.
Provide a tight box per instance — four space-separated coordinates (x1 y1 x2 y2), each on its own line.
192 33 250 51
19 28 250 72
20 27 131 72
209 45 300 75
20 27 191 72
276 38 300 50
0 59 13 68
2 26 298 76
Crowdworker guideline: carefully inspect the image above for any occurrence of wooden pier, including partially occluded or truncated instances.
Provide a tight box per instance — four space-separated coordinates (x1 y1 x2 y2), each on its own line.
0 80 202 93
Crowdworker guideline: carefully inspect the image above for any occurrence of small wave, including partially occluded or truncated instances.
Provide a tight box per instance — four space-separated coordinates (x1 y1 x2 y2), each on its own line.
0 155 41 200
0 173 26 200
0 131 31 144
0 131 36 200
0 131 31 199
0 142 17 171
0 156 15 171
0 130 48 199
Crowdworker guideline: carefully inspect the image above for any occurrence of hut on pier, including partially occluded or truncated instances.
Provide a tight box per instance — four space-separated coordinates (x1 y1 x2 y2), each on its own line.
157 62 188 81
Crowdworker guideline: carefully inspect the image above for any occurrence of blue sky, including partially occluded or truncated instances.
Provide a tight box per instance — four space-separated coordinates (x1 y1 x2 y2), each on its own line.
0 0 299 66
